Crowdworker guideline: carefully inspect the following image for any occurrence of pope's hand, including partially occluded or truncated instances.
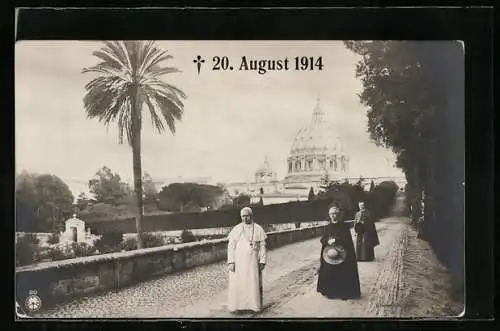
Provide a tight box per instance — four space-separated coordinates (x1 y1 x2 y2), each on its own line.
228 263 235 272
327 238 335 245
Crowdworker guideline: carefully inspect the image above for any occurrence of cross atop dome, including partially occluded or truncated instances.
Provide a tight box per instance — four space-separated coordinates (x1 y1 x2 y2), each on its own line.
312 97 324 123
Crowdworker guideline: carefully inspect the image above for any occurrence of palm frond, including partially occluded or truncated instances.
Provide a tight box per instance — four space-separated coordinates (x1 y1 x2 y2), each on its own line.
139 51 174 78
143 94 166 134
150 80 187 99
103 41 131 71
83 50 124 73
146 83 186 109
153 93 184 134
83 77 130 127
136 41 156 75
143 67 181 82
82 40 186 145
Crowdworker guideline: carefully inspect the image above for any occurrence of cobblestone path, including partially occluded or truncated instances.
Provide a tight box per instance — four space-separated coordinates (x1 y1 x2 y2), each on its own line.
31 219 403 319
30 228 336 318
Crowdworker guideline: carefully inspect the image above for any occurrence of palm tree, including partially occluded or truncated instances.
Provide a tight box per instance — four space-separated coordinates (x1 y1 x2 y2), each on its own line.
82 41 186 248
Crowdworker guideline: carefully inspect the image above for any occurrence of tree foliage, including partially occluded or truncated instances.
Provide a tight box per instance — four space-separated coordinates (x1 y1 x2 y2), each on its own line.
316 180 366 219
158 183 227 212
343 40 458 216
233 193 251 208
345 40 465 291
366 181 399 220
76 192 93 211
16 172 74 232
88 166 130 205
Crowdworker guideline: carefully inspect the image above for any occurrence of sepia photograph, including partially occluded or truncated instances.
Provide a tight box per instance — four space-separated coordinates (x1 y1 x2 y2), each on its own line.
15 40 465 319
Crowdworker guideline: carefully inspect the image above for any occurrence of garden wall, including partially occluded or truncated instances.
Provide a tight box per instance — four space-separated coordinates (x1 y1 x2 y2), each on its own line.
16 225 325 311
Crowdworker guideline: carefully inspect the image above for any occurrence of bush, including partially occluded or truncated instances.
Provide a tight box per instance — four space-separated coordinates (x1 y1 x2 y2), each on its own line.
71 242 96 257
262 224 276 233
164 237 178 245
47 232 60 245
95 230 123 253
199 234 227 241
95 244 122 254
16 234 40 266
181 229 196 243
121 237 138 251
140 233 165 248
45 247 69 261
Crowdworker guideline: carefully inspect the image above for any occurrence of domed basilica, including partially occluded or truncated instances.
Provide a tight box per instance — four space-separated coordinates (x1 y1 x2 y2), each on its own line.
284 98 350 187
225 98 352 204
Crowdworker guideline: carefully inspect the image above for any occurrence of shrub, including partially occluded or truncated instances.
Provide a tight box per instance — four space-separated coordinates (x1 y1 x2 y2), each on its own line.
95 230 123 252
140 233 165 248
47 232 60 245
121 237 138 251
41 246 70 261
164 237 178 245
95 244 121 254
181 229 196 243
262 224 277 233
199 234 226 241
71 242 96 257
15 234 40 266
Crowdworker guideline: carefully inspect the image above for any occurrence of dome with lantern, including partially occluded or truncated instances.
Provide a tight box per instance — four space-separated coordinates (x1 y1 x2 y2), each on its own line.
284 98 350 185
254 155 277 183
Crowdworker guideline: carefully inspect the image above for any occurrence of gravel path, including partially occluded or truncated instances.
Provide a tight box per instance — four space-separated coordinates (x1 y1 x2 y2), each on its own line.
255 219 400 318
30 231 330 318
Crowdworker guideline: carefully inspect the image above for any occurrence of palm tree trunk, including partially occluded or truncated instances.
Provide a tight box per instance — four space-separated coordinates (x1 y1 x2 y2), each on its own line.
131 89 144 249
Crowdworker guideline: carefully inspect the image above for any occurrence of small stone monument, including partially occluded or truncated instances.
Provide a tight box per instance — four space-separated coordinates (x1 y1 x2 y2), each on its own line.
62 214 86 243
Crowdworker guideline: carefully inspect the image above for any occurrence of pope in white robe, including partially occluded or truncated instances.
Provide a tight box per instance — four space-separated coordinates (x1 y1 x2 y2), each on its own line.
227 207 267 313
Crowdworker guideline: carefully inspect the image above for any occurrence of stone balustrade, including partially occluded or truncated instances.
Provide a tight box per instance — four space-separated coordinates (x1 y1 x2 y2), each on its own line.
16 225 325 310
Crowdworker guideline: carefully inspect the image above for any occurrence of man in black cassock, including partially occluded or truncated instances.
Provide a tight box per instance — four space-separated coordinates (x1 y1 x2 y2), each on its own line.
354 201 380 262
316 206 361 300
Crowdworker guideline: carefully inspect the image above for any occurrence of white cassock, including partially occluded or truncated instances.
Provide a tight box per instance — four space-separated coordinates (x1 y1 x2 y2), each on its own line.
227 222 267 312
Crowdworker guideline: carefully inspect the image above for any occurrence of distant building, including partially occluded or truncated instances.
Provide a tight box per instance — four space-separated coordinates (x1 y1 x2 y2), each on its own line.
225 99 352 204
225 99 406 205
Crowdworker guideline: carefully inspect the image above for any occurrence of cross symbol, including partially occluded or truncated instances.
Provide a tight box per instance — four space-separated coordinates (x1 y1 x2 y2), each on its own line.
193 55 205 75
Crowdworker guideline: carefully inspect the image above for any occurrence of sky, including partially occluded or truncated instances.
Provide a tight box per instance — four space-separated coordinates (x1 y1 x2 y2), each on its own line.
15 40 403 197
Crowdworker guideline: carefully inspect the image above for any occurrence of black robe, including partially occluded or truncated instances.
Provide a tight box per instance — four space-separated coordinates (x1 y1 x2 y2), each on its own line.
354 210 380 261
316 220 361 299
